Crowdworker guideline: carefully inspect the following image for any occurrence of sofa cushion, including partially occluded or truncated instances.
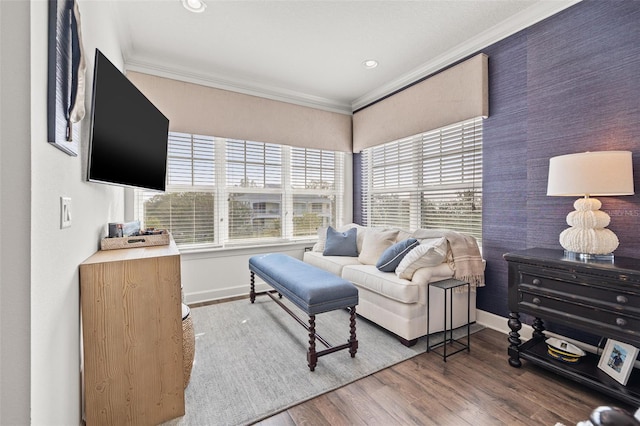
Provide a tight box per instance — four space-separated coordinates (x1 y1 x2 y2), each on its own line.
396 237 448 280
358 229 400 265
323 226 358 256
303 251 362 276
342 265 419 304
376 238 419 272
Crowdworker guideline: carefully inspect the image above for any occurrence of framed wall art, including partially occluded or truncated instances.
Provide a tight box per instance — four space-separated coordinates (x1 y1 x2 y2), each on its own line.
597 338 639 386
47 0 86 156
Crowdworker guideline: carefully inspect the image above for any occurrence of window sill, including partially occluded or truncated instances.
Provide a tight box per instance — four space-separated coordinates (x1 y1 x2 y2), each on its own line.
178 239 317 259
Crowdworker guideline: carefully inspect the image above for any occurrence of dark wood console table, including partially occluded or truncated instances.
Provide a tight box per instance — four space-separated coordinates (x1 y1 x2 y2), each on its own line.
504 248 640 407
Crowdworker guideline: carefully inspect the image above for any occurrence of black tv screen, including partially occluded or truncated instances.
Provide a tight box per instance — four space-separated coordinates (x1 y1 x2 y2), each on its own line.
88 49 169 191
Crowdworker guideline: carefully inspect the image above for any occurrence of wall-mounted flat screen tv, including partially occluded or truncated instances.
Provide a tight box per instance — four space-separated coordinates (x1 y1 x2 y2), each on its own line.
87 49 169 191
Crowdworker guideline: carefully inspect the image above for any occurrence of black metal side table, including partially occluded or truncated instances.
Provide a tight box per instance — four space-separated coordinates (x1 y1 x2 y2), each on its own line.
426 278 470 361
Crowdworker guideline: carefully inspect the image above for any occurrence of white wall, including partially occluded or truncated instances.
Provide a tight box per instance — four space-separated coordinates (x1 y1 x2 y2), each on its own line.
1 1 32 423
28 1 126 424
182 243 312 304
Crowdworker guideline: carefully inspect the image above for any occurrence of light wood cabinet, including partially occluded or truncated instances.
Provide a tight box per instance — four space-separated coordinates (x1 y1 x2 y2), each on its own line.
80 240 185 425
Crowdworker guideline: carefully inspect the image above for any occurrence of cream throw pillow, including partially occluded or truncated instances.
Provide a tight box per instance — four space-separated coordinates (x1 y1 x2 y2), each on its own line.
358 229 400 265
312 226 329 252
395 237 448 280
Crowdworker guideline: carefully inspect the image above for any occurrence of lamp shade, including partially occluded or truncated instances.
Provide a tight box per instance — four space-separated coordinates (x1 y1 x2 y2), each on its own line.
547 151 634 197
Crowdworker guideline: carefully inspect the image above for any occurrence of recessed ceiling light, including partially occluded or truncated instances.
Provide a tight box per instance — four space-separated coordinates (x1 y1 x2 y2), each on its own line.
182 0 207 13
362 59 379 69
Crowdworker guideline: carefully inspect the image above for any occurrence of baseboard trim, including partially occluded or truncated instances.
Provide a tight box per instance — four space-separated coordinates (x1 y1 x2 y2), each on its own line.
476 309 533 341
185 282 270 305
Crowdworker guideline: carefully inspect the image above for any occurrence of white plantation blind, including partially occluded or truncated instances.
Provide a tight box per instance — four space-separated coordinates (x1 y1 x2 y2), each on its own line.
167 132 215 187
136 132 345 248
290 147 344 236
137 132 217 246
361 118 483 242
291 148 339 190
226 140 282 189
226 140 283 241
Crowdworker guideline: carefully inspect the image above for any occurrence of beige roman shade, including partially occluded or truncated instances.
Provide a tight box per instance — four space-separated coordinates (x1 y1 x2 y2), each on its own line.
352 53 489 153
126 72 353 152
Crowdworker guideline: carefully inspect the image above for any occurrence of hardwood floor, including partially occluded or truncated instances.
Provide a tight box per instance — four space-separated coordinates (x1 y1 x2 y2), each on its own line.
254 328 630 426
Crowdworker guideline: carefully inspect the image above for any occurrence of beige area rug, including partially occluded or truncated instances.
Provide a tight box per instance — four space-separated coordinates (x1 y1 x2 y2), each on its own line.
164 297 483 426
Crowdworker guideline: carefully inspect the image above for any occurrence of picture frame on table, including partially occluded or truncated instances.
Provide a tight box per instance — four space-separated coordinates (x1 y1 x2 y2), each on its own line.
597 339 639 386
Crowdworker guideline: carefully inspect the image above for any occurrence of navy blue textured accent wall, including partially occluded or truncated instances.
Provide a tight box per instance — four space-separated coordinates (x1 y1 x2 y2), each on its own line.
480 0 640 317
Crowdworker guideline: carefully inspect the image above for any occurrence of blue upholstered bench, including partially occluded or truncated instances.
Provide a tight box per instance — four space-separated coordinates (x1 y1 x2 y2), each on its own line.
249 253 359 371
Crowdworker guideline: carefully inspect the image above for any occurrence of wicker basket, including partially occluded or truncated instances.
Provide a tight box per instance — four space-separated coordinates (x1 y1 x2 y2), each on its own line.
182 311 195 388
100 231 170 250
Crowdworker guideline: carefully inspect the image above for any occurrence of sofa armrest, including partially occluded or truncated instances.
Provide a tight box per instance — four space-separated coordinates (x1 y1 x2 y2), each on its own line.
410 263 455 286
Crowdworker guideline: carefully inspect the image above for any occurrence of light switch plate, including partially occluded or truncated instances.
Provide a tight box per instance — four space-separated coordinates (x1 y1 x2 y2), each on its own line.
60 197 71 228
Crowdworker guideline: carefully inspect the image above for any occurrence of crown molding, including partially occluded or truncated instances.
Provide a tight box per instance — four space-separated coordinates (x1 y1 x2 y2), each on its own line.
123 58 353 115
119 0 580 115
351 0 582 111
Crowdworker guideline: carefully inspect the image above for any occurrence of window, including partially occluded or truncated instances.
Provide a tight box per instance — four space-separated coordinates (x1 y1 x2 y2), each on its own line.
361 118 482 242
135 132 345 249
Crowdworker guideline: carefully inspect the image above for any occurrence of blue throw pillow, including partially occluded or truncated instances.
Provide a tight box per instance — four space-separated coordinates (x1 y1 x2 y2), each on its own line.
376 238 419 272
323 226 358 256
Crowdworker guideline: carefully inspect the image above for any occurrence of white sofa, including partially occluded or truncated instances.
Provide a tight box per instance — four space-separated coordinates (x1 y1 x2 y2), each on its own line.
303 224 484 346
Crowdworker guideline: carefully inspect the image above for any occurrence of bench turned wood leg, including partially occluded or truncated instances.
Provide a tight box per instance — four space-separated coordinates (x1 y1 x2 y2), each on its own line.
307 315 317 371
348 306 358 357
250 271 255 303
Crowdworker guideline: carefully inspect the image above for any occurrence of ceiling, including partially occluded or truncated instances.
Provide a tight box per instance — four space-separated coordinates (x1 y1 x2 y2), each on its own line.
111 0 579 114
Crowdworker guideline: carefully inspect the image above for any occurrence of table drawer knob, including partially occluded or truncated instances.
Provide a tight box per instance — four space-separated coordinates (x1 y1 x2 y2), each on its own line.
616 295 628 304
532 278 541 286
532 297 541 305
616 318 627 327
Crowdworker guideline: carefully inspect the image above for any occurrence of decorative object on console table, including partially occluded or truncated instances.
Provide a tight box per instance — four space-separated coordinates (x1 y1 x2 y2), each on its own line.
504 247 640 406
598 339 639 386
546 337 586 364
546 151 634 261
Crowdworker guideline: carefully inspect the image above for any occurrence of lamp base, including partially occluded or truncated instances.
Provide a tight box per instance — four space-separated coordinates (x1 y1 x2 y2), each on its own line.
558 197 619 256
563 250 614 263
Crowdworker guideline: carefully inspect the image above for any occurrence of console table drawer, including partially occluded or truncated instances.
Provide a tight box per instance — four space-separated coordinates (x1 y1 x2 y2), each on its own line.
519 292 640 344
519 270 640 312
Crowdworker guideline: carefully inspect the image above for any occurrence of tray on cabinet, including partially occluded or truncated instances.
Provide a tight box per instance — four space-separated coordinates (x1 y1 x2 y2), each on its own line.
100 230 170 250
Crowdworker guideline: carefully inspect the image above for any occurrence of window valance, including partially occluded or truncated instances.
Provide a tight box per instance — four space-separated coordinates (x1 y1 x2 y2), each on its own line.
352 53 488 153
126 72 353 152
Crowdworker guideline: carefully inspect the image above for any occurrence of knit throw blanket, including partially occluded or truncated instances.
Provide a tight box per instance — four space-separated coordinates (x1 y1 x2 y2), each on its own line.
412 228 485 289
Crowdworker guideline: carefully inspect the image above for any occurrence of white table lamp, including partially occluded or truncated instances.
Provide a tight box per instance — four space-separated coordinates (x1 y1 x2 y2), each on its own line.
547 151 634 260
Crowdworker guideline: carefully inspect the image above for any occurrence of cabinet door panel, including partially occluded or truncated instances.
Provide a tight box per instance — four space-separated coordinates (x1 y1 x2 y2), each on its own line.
80 242 184 425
